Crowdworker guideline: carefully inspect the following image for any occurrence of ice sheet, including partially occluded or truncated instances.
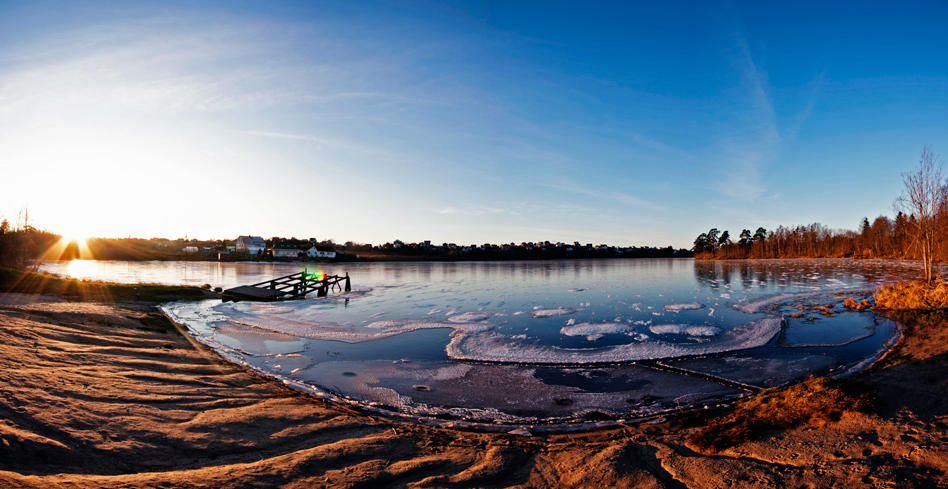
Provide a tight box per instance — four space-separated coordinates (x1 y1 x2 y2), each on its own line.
152 259 912 427
447 318 784 363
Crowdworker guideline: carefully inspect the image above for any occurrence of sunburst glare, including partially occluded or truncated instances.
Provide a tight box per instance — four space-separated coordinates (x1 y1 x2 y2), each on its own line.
39 235 94 261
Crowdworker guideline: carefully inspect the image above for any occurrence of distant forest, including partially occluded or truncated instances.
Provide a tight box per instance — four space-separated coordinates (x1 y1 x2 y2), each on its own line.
694 147 946 271
0 210 59 270
694 213 917 260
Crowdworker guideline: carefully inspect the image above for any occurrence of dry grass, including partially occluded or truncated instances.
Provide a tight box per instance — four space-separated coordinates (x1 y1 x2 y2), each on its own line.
874 280 948 310
686 377 876 454
0 268 213 303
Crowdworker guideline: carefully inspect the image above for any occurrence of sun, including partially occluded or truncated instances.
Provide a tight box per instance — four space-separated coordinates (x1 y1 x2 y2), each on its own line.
38 231 94 260
64 233 86 244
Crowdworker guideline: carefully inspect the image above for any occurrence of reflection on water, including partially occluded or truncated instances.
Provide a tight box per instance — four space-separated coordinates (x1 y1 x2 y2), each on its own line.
42 258 917 429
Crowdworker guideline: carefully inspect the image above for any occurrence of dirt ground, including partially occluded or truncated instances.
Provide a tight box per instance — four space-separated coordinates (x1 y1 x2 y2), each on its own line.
0 293 946 488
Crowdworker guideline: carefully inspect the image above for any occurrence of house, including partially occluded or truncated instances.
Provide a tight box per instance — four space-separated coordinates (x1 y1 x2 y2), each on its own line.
307 246 337 259
236 236 266 255
272 242 300 259
183 246 199 253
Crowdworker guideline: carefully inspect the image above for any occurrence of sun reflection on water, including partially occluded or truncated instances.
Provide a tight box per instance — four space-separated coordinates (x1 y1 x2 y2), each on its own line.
65 258 98 279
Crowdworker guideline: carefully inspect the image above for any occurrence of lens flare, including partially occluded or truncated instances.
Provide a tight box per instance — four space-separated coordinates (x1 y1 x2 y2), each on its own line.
40 234 94 260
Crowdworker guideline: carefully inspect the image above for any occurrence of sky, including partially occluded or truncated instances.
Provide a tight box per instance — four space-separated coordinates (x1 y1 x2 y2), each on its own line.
1 1 946 248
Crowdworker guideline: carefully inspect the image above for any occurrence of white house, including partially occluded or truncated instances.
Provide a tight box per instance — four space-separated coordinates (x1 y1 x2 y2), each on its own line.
272 242 300 259
307 246 336 259
236 236 266 255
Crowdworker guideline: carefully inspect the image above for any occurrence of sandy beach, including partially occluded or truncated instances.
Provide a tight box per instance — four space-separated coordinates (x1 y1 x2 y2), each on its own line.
1 293 947 488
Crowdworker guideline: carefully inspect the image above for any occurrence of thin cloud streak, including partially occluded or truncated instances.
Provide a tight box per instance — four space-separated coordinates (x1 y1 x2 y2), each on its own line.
544 184 664 212
436 206 519 216
713 24 782 201
242 131 334 145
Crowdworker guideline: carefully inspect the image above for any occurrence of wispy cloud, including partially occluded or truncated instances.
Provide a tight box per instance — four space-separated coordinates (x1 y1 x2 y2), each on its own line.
784 72 824 142
241 131 333 145
436 206 519 216
713 19 782 201
543 183 664 211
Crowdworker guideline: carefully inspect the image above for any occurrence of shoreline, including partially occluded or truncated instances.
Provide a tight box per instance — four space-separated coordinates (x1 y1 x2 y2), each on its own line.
2 287 948 486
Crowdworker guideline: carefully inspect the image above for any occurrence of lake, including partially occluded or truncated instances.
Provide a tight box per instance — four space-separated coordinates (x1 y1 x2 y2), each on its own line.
39 258 918 431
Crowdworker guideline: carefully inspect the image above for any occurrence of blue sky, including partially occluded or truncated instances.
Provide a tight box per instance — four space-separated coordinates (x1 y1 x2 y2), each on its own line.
1 1 946 247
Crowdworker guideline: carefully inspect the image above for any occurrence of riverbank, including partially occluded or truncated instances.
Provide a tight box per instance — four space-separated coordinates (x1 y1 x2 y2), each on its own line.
1 291 947 487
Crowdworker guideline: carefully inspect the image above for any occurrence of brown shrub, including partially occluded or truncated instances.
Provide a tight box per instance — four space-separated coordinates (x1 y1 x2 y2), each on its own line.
843 298 859 309
687 378 876 454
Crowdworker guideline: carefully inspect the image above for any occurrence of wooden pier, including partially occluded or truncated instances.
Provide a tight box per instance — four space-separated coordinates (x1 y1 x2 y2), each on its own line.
221 270 351 302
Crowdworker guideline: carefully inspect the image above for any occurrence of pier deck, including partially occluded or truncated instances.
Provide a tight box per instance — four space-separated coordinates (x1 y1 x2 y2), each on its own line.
221 270 350 302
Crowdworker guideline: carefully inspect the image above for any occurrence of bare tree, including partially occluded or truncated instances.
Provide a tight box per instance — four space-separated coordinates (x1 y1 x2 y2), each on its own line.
895 146 946 284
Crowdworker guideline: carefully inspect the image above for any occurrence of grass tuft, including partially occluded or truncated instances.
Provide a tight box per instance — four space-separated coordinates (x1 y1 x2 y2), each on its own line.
875 280 948 311
136 312 177 332
687 377 876 453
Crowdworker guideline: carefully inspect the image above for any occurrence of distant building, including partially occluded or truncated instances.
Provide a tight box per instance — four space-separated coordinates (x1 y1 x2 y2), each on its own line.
183 246 199 253
236 236 266 255
272 242 300 259
307 246 337 259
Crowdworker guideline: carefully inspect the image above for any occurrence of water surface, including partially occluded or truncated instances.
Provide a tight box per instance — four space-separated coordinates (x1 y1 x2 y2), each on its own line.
40 258 917 429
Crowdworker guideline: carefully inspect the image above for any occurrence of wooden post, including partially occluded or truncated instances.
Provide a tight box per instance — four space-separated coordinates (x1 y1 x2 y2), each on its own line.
345 272 351 292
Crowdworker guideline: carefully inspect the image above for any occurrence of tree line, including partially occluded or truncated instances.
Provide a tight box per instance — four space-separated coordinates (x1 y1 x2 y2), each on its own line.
693 214 914 260
694 146 946 285
0 208 60 270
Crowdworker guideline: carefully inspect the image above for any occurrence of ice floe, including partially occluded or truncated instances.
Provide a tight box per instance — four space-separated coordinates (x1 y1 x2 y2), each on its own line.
663 303 705 312
199 316 498 343
447 317 784 364
532 307 576 318
560 322 631 337
649 324 722 336
447 312 490 323
648 324 723 336
732 289 871 314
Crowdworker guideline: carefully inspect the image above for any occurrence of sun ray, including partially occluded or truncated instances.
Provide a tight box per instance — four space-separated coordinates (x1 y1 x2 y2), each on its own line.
38 235 95 261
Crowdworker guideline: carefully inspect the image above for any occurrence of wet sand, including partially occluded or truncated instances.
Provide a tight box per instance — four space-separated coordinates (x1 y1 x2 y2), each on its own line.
1 293 947 488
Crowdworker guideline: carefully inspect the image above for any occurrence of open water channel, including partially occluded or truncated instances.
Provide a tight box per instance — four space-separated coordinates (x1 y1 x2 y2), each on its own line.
39 258 920 431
